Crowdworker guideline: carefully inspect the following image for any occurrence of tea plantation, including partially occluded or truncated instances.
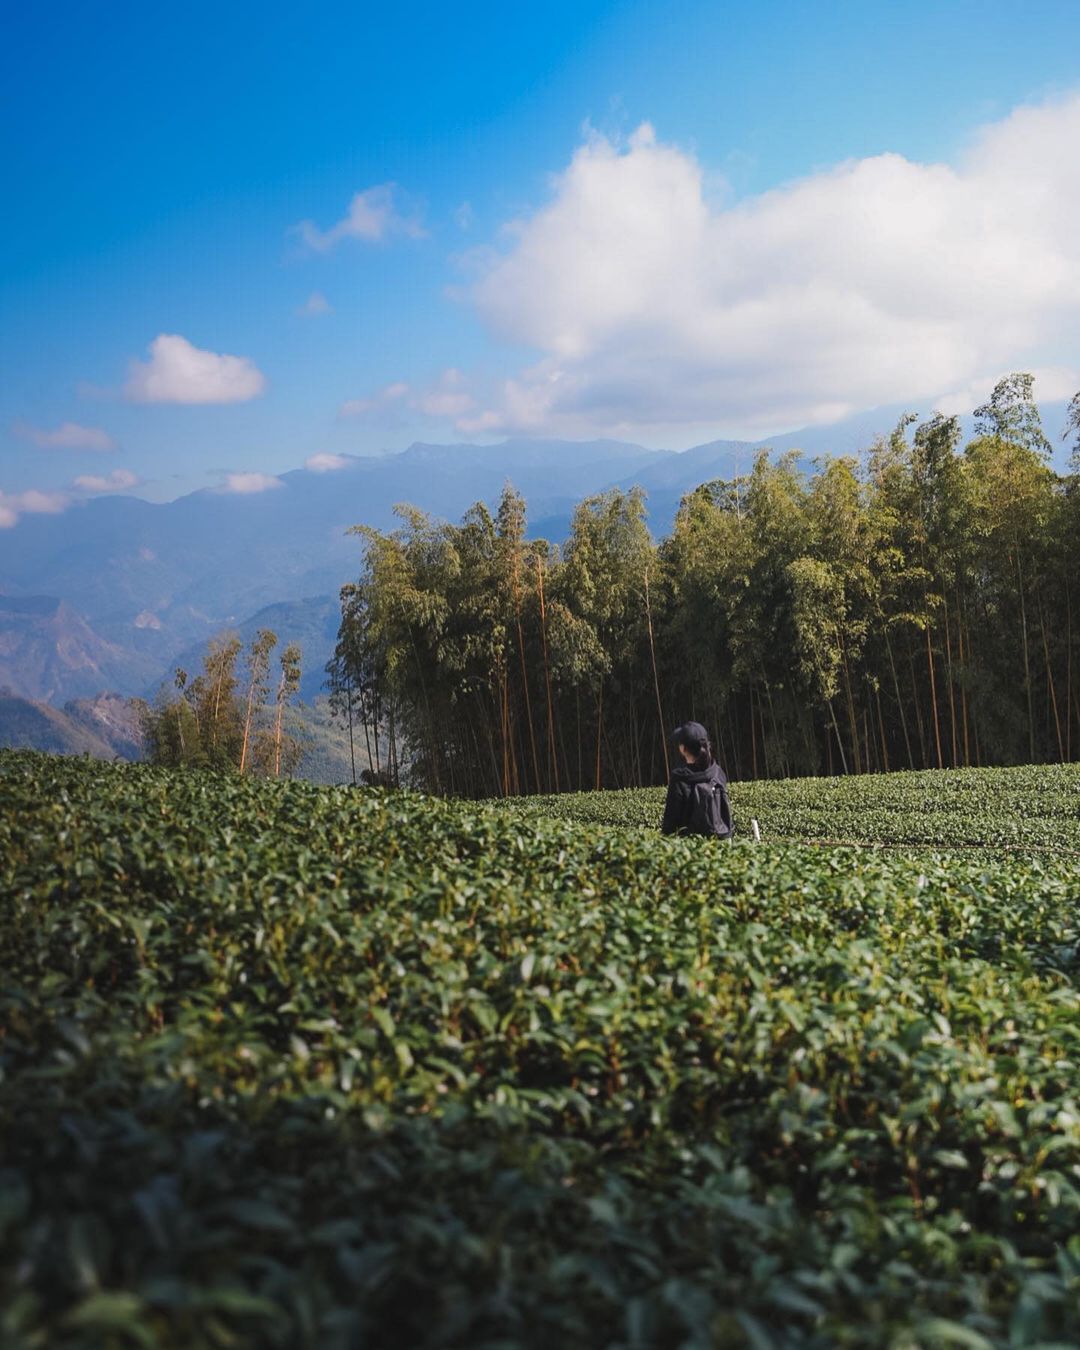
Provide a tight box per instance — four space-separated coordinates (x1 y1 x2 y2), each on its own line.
2 751 1078 1348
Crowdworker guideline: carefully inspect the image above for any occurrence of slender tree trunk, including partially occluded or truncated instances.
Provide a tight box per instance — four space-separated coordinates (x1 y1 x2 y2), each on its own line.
576 687 583 791
840 640 863 775
957 616 971 769
371 695 382 777
239 680 257 775
513 560 541 793
764 681 786 778
749 684 759 779
345 674 357 785
1015 550 1034 762
925 625 943 770
942 591 959 768
594 679 603 790
909 651 928 768
729 704 741 782
644 568 670 780
1067 577 1073 762
875 680 890 773
399 599 440 793
499 663 511 796
826 697 849 775
1037 597 1065 762
884 629 914 769
714 703 729 777
535 556 559 793
273 685 284 778
210 663 226 752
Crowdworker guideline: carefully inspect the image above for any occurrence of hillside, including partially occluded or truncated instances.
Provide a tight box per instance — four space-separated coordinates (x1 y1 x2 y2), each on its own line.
0 691 117 757
63 690 146 760
0 684 364 784
0 594 160 704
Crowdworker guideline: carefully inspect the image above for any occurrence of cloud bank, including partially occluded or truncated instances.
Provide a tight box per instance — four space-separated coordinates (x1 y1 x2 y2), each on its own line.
461 96 1080 439
125 334 266 405
0 488 69 529
305 452 349 472
221 472 283 494
73 468 138 493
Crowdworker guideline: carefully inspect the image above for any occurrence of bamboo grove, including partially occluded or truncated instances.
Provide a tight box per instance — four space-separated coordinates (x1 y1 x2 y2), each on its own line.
144 629 304 776
326 376 1080 797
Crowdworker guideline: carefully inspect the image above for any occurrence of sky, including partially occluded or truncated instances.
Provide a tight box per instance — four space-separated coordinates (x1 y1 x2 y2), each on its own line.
1 0 1079 523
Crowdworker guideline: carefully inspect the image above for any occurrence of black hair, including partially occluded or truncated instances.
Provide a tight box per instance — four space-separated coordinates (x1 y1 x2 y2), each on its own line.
673 721 712 765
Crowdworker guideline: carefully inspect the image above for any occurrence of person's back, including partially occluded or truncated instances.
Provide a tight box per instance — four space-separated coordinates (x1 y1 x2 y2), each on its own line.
660 721 733 839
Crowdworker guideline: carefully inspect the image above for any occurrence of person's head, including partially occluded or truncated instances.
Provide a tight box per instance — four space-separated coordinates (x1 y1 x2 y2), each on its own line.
673 721 712 767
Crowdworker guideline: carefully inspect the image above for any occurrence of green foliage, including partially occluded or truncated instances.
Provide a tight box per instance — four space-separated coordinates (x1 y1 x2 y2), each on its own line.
973 374 1052 459
335 375 1080 796
498 762 1080 851
143 630 303 779
2 749 1079 1346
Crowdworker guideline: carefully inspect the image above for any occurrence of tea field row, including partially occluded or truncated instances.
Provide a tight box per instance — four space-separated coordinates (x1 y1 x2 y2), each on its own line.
1 750 1078 1347
495 763 1080 852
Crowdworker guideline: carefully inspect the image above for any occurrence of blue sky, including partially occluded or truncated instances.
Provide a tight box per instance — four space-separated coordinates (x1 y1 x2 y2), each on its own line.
2 0 1079 514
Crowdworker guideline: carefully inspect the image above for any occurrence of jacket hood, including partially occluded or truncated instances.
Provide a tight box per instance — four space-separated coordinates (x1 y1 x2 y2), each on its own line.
671 759 727 787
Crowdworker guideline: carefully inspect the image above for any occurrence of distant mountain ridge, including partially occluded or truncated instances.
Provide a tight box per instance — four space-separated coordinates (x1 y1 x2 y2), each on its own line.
1 399 1071 709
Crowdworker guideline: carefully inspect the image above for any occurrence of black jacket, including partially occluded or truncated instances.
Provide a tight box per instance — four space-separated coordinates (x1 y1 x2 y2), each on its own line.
660 758 729 836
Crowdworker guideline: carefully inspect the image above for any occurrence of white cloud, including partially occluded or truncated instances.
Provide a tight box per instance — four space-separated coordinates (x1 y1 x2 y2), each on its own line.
462 97 1080 439
0 468 141 528
124 334 266 405
339 381 410 418
221 472 284 494
454 201 474 231
15 420 115 450
416 368 475 418
305 452 349 472
74 468 139 493
295 184 426 252
297 291 332 317
338 371 476 424
13 489 67 513
0 488 70 528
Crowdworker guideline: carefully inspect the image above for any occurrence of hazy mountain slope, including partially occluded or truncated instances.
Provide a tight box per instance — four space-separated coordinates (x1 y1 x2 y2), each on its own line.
0 687 357 783
0 595 161 703
63 692 146 760
0 692 118 757
0 440 672 684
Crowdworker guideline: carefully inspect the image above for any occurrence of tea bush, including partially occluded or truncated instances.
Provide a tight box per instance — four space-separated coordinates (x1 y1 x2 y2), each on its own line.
497 763 1080 852
1 750 1078 1347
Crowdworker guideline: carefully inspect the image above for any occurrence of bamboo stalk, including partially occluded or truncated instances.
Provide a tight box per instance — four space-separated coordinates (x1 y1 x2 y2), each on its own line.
644 568 670 780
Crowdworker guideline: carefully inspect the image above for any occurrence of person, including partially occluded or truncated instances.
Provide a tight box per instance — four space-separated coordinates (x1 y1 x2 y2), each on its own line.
660 721 734 839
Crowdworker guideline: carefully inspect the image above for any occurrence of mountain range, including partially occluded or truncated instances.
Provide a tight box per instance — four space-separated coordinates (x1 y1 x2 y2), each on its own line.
1 399 1072 713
